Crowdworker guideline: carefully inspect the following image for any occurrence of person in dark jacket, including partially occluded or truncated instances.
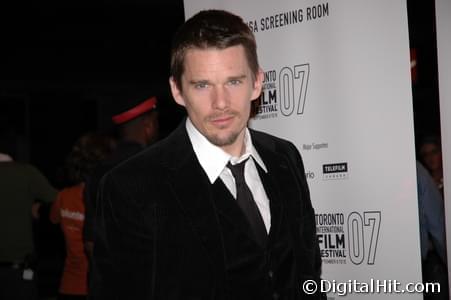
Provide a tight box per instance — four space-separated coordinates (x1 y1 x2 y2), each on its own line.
83 93 159 298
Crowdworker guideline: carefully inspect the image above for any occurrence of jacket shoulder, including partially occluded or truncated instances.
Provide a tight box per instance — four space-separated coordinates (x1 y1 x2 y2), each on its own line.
250 128 298 153
103 125 186 188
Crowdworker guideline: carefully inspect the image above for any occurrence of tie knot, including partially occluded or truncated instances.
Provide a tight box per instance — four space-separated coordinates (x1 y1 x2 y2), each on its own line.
227 158 249 183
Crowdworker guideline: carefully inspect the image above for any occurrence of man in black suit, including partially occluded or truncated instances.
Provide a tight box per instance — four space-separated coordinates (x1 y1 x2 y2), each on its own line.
93 9 324 299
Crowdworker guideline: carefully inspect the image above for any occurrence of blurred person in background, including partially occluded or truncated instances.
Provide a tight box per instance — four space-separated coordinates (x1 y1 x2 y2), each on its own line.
416 161 448 300
418 135 444 197
50 133 114 300
82 92 159 298
0 131 57 300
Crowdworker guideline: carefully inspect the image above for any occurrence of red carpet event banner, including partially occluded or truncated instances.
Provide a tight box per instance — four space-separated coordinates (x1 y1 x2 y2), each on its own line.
185 1 422 299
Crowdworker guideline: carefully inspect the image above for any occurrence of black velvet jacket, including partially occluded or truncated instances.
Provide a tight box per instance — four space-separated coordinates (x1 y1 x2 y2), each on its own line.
93 122 325 299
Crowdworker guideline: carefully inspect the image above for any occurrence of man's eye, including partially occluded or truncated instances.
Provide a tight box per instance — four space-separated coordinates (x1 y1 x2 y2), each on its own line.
194 82 208 89
228 79 242 86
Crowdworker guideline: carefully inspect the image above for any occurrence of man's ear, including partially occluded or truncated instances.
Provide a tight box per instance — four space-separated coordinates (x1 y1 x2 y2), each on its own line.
251 69 264 101
169 77 185 107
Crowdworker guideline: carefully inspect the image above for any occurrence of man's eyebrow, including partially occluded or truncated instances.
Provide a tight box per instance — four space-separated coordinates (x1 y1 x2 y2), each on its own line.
188 79 210 85
228 74 247 81
188 74 247 85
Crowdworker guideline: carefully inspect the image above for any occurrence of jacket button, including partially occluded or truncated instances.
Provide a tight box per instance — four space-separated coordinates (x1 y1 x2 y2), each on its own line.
268 270 274 279
272 292 280 299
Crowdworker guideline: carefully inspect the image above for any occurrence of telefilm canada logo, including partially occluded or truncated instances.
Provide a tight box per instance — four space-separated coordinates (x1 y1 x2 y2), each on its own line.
254 64 310 120
322 162 348 180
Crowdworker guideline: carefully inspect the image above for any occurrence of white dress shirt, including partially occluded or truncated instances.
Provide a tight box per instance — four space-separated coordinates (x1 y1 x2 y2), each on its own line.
186 119 271 232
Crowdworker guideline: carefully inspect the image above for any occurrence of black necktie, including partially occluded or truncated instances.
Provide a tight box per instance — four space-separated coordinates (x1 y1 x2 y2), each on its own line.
227 158 267 246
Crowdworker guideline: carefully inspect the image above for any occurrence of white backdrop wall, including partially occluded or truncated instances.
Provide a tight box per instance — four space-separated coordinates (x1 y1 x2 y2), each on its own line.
435 0 451 293
184 1 422 298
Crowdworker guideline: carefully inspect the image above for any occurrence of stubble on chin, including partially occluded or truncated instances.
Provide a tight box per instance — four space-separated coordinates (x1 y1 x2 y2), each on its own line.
206 130 241 147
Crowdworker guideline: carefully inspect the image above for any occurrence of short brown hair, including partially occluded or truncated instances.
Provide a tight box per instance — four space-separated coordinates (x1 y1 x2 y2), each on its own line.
170 9 260 91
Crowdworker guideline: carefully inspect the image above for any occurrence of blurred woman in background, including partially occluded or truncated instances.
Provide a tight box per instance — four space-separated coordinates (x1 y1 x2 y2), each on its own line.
50 133 114 300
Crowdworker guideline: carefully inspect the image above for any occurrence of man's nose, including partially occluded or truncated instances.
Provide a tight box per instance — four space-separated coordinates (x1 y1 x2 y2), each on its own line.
212 86 229 110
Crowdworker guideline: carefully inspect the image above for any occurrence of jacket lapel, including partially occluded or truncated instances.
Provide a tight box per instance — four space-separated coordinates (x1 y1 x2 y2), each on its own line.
164 123 226 282
251 131 297 246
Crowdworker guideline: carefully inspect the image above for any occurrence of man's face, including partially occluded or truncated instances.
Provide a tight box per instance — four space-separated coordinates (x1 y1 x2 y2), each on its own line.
420 143 442 171
170 45 263 156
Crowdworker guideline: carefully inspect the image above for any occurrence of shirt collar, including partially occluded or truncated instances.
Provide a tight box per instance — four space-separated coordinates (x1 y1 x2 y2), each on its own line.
186 118 267 183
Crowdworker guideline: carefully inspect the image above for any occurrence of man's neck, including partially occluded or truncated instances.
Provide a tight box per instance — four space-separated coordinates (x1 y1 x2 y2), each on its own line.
220 133 246 158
